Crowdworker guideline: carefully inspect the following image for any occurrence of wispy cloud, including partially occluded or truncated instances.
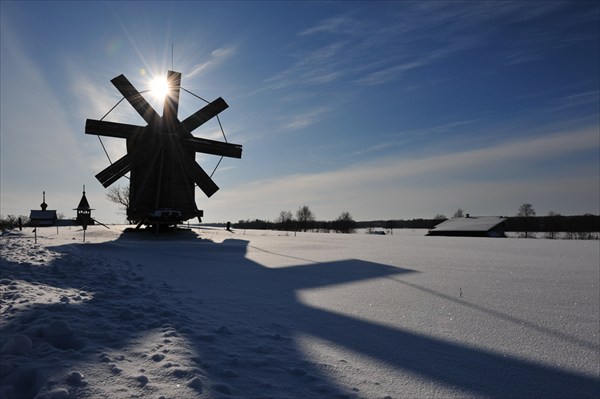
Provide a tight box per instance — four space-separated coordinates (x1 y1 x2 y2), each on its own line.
262 1 596 95
550 90 600 111
354 61 425 86
499 28 597 66
206 127 599 221
1 26 85 173
299 15 365 36
0 22 109 217
186 46 237 78
67 67 143 170
346 117 481 157
280 107 331 131
263 8 485 92
263 42 348 90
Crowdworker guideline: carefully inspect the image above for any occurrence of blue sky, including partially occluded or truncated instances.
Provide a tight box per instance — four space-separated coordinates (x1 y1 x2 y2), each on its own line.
1 1 598 224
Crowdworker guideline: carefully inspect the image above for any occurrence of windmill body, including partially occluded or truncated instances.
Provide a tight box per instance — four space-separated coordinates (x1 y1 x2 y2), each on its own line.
86 70 242 227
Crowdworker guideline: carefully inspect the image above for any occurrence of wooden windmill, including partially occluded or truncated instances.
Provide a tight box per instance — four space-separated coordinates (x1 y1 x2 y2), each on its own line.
85 70 242 228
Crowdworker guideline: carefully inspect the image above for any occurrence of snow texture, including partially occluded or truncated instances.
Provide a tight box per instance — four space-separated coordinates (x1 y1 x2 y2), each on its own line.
0 226 598 399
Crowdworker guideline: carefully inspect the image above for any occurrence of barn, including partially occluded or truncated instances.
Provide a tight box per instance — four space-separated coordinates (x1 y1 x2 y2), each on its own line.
427 216 507 237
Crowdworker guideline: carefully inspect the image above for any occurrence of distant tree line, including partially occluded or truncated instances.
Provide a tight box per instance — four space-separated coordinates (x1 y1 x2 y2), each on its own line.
233 214 599 235
363 219 443 230
233 205 446 233
0 215 30 230
235 205 357 234
102 188 599 237
8 197 598 239
505 215 599 235
0 214 70 230
232 202 599 238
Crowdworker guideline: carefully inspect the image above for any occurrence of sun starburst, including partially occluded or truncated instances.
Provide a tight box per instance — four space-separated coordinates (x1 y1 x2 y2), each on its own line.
149 76 169 102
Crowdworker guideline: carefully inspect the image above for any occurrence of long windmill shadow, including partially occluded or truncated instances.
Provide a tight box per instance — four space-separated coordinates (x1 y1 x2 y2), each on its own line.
172 237 599 398
1 232 599 398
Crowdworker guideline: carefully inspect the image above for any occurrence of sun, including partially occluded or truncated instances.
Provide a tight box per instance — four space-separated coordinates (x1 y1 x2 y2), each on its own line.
149 76 169 102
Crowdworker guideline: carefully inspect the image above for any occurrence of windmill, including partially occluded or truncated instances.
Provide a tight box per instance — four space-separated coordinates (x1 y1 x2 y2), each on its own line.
85 70 242 229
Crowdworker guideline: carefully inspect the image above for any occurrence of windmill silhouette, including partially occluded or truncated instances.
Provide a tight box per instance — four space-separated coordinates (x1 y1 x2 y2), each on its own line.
85 70 242 228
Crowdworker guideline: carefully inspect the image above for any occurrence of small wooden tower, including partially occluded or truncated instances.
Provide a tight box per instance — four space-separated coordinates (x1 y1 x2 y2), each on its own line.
74 186 94 226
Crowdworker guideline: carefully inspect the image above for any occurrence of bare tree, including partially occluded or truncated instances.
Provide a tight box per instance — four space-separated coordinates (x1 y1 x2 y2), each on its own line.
333 211 356 234
517 203 536 218
385 219 396 235
106 185 130 215
296 205 315 232
517 203 536 238
453 208 465 218
0 215 29 230
544 211 561 239
275 210 294 231
276 210 293 223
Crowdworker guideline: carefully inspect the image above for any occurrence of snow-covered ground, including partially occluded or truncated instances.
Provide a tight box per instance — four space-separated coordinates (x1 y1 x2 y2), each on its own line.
1 226 598 399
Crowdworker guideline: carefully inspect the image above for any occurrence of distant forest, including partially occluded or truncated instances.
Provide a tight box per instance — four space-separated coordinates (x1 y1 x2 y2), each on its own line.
231 214 600 234
2 211 597 235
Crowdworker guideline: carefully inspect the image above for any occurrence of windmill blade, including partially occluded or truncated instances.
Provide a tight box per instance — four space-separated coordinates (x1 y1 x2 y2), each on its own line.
184 137 242 158
181 155 219 197
163 70 181 123
95 154 131 188
181 97 228 134
111 74 159 124
85 119 144 139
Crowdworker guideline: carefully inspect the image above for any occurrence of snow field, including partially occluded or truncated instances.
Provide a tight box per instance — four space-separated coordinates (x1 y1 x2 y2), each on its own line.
0 226 598 398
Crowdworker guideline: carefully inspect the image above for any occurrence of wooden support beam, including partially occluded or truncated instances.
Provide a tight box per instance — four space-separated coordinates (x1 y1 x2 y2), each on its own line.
184 137 242 158
183 156 219 197
111 74 159 124
181 97 228 133
85 119 144 139
162 70 181 124
95 154 131 187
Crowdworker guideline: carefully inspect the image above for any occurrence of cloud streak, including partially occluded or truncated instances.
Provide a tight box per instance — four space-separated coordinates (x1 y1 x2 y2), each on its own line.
280 106 332 131
186 46 237 78
262 1 596 96
0 21 124 220
205 127 599 221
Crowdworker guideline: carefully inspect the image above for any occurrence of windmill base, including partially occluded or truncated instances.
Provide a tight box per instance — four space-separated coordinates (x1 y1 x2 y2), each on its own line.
132 208 204 233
